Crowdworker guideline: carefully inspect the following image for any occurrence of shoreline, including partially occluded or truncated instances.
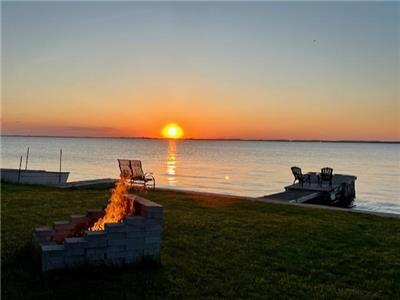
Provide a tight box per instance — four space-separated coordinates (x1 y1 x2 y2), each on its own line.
2 177 399 218
26 177 400 219
2 134 399 144
156 186 400 219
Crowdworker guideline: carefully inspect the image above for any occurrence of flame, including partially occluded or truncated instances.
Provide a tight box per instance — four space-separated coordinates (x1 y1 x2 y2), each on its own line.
90 178 134 231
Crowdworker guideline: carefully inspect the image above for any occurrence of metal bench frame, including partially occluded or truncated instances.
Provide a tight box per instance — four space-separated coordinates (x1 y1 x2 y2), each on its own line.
118 159 155 191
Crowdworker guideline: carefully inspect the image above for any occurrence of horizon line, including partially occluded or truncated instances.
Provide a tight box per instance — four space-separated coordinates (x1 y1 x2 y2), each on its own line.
1 134 399 144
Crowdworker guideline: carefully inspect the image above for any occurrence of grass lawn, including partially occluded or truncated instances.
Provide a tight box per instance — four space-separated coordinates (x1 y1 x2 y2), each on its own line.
1 183 400 300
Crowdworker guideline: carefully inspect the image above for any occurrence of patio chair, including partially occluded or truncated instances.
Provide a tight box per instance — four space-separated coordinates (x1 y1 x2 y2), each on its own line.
291 166 311 186
118 159 155 190
318 167 333 186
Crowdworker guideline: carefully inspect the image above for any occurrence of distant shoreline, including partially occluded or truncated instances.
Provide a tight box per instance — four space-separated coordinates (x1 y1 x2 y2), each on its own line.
1 134 399 144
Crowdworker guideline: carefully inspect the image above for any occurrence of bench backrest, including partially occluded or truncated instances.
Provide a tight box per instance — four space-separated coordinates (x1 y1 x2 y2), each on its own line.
118 159 145 179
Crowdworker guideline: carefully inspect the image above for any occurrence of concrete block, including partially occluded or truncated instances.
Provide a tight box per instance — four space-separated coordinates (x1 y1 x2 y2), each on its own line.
52 236 64 244
86 249 106 261
134 196 163 217
145 230 162 238
64 236 87 256
147 206 163 213
125 250 142 264
53 220 74 231
134 196 162 208
145 218 163 226
41 244 65 272
86 239 107 248
126 225 145 234
34 235 53 243
39 194 163 271
34 233 53 240
107 232 126 240
42 244 65 255
84 231 106 241
65 255 86 267
144 247 160 255
141 206 163 220
48 256 65 269
87 259 105 266
39 241 57 246
86 247 106 255
126 230 145 239
64 237 87 245
143 248 160 260
84 230 107 240
105 223 126 233
70 214 88 225
65 248 85 256
125 237 145 250
53 229 73 236
43 255 65 271
144 242 161 252
52 232 72 243
106 251 127 259
146 206 163 214
52 231 74 240
106 245 126 254
126 244 144 251
107 238 127 247
84 231 107 247
145 224 162 232
35 227 55 236
105 257 125 266
86 239 107 249
123 216 145 226
145 236 161 244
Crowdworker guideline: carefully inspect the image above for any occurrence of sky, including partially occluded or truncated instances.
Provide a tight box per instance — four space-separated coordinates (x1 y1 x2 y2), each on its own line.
2 1 399 140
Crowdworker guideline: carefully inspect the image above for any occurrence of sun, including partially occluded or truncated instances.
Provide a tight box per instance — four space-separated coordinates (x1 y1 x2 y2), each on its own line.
162 123 184 139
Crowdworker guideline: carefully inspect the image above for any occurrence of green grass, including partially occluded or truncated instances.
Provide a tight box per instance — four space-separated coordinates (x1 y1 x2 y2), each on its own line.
1 183 400 300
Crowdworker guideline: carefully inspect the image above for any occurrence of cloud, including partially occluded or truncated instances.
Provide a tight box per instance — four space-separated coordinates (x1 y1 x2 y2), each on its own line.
1 121 119 137
61 126 116 133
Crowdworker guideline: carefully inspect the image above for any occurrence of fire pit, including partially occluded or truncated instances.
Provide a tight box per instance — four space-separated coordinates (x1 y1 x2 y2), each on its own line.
32 190 163 272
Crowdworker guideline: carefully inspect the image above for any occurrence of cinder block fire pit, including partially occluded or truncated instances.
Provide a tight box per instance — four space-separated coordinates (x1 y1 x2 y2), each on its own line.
32 194 163 272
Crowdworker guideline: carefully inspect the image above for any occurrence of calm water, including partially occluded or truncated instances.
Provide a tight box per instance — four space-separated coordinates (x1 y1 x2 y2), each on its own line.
1 136 399 214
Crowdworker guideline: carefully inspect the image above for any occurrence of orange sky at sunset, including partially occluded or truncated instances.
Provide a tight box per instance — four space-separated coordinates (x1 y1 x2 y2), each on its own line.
3 76 398 140
2 2 399 141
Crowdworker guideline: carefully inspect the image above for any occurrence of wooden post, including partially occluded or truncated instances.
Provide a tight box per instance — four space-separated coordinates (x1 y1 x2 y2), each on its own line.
25 147 30 170
17 155 23 184
59 149 62 184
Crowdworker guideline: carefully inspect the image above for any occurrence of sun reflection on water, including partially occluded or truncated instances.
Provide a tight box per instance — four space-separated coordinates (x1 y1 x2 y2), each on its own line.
166 140 177 185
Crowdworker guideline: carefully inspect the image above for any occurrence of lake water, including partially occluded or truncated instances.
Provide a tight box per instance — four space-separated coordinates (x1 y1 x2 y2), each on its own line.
1 136 399 214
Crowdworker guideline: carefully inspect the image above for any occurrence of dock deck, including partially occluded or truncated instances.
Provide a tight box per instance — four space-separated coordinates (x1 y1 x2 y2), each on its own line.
260 173 357 207
285 173 356 192
261 190 321 203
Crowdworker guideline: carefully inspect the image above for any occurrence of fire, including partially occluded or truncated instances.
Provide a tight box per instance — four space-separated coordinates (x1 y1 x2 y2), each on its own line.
90 178 134 231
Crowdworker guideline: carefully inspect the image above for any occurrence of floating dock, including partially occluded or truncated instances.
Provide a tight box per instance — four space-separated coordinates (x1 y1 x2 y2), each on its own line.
58 178 117 189
260 173 357 208
1 168 69 186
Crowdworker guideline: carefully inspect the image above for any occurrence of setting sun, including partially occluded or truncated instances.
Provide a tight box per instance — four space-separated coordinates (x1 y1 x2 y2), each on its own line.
162 123 184 139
